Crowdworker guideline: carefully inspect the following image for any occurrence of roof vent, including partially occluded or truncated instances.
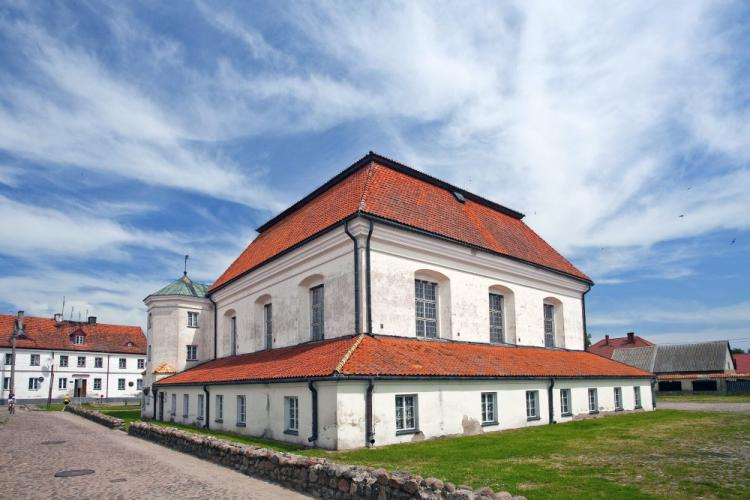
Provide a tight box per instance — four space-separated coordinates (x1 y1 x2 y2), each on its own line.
54 313 63 324
453 191 466 203
87 316 97 325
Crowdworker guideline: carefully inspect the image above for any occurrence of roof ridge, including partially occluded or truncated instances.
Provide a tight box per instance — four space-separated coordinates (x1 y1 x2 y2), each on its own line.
358 162 377 211
335 334 366 374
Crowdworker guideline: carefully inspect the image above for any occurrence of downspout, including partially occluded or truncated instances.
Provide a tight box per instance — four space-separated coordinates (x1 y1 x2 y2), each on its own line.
203 385 210 430
365 219 374 333
582 284 592 349
153 387 158 419
344 220 361 334
308 381 318 443
208 295 218 359
547 378 556 424
365 378 375 447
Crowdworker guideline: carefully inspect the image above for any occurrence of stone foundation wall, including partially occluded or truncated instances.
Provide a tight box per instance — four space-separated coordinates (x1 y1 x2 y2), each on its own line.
128 422 523 500
64 404 124 429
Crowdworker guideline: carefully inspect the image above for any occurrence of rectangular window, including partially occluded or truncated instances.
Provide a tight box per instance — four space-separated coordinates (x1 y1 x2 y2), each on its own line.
188 311 199 328
237 395 246 426
171 394 176 416
415 280 438 338
544 304 555 347
526 390 539 420
560 388 572 416
137 359 145 369
136 379 143 390
489 293 504 343
588 388 598 413
481 392 497 424
264 303 273 350
58 378 67 390
197 393 204 419
614 387 623 411
4 353 11 365
59 355 68 367
634 386 642 409
119 358 126 369
285 396 299 433
30 354 40 366
310 285 325 341
186 345 198 361
118 378 126 390
215 395 224 421
77 356 85 368
28 378 40 390
183 394 189 418
395 394 417 432
94 357 103 368
230 316 237 356
93 378 102 390
73 334 85 345
3 377 9 390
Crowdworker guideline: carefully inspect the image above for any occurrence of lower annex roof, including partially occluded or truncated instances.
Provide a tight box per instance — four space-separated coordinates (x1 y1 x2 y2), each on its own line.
155 334 652 386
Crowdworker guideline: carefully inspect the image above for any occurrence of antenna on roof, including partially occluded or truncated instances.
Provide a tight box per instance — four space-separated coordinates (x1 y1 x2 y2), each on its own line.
61 296 66 319
184 254 189 276
70 306 74 321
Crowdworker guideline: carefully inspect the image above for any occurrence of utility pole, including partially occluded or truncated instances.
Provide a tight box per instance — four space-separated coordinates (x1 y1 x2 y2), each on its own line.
46 352 55 409
9 311 24 399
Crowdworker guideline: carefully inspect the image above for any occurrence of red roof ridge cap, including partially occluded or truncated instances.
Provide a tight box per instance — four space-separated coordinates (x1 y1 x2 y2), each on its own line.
335 334 366 373
358 162 377 212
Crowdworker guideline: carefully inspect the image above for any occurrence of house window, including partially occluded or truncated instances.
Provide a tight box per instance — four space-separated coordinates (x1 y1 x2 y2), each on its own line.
136 379 143 390
415 280 438 338
118 378 126 390
634 386 642 409
395 394 417 433
119 358 126 369
58 378 67 390
560 388 572 416
59 355 68 367
94 357 103 368
4 353 11 365
72 334 85 345
215 395 224 422
230 316 237 356
188 311 199 328
481 392 497 425
197 393 204 419
171 394 176 416
183 394 189 418
186 345 198 361
77 356 86 368
614 387 623 411
310 285 325 341
264 303 273 350
237 395 246 426
93 378 102 390
588 388 598 413
30 354 40 366
285 396 299 434
526 390 539 420
137 359 145 369
543 304 555 347
28 378 40 390
3 377 9 390
489 293 504 343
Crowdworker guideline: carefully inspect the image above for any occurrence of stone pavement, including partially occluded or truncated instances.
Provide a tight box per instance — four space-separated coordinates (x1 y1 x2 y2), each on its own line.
658 401 750 413
0 409 309 499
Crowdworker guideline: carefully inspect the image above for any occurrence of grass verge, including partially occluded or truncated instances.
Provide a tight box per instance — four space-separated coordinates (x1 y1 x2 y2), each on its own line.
656 393 750 403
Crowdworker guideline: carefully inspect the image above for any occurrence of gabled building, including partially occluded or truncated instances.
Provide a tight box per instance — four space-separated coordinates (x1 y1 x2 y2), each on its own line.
588 332 655 359
143 152 652 450
1 311 146 404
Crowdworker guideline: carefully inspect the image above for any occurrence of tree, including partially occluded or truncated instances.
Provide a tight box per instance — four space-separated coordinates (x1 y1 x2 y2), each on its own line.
730 347 745 354
585 332 592 350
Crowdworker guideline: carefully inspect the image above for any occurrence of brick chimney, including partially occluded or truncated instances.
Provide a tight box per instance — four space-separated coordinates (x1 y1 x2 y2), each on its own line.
15 310 24 332
87 316 97 325
605 334 609 345
627 332 635 343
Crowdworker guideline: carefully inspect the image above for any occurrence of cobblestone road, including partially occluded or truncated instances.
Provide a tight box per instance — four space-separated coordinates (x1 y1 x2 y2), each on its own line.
0 409 309 499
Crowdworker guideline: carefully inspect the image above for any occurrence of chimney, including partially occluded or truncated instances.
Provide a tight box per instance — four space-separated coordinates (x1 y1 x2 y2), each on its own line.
88 316 97 325
627 332 635 343
15 310 24 332
54 313 63 324
604 334 610 345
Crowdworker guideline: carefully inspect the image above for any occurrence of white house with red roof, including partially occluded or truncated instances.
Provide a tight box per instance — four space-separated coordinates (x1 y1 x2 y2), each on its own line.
1 311 146 404
143 153 653 450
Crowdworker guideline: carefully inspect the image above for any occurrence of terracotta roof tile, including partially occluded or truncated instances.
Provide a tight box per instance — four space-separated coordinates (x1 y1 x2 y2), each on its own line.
0 314 145 355
156 334 650 386
733 353 750 374
210 155 590 291
588 335 654 359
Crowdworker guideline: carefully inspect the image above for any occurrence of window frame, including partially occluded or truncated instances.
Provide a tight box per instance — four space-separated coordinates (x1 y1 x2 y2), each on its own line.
560 388 572 416
93 378 102 391
59 355 68 367
215 394 224 422
264 303 273 350
183 394 189 418
117 378 126 391
526 390 540 421
137 358 145 369
119 358 126 369
415 279 439 338
284 396 299 435
187 311 199 328
186 345 198 361
58 378 67 390
30 354 40 366
230 315 238 356
634 386 642 409
614 387 623 411
543 303 555 348
481 392 498 426
77 356 86 368
395 394 419 434
94 357 103 368
171 394 177 416
310 285 325 341
197 393 204 420
3 377 9 390
28 377 40 390
4 353 12 365
136 379 143 390
588 388 599 414
72 334 85 345
236 395 246 426
489 293 505 343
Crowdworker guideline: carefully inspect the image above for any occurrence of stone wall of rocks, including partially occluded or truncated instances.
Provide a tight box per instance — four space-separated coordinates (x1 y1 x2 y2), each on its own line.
128 422 522 500
64 404 124 429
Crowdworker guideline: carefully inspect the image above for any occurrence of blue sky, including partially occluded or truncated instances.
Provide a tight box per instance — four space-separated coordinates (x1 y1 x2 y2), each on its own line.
0 1 748 349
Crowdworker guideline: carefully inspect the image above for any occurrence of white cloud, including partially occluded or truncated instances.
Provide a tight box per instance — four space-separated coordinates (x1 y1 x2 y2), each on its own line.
588 300 750 328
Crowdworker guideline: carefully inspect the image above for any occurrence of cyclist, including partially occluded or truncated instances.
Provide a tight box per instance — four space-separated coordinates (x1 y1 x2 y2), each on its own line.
7 391 16 414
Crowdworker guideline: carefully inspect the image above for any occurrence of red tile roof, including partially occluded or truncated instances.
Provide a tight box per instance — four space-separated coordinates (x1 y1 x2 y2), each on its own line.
210 154 590 291
156 334 651 386
733 353 750 375
588 335 654 359
655 372 748 380
0 314 146 355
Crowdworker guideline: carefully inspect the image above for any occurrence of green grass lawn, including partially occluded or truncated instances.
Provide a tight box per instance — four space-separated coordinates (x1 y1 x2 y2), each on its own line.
657 393 750 403
301 410 750 499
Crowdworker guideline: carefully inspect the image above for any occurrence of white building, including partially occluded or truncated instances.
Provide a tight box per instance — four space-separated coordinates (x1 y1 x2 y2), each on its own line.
143 152 653 450
1 312 146 404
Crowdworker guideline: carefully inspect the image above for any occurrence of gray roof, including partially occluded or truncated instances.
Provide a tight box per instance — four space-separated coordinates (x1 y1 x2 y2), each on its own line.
611 341 732 374
150 274 209 298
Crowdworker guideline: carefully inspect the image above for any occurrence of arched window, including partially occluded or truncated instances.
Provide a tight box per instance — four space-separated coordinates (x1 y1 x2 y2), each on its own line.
414 270 451 339
299 274 325 341
223 310 238 356
255 294 273 350
488 284 516 344
542 297 564 348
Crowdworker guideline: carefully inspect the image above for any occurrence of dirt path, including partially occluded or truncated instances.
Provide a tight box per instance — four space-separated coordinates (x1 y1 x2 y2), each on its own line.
0 409 309 499
658 401 750 413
